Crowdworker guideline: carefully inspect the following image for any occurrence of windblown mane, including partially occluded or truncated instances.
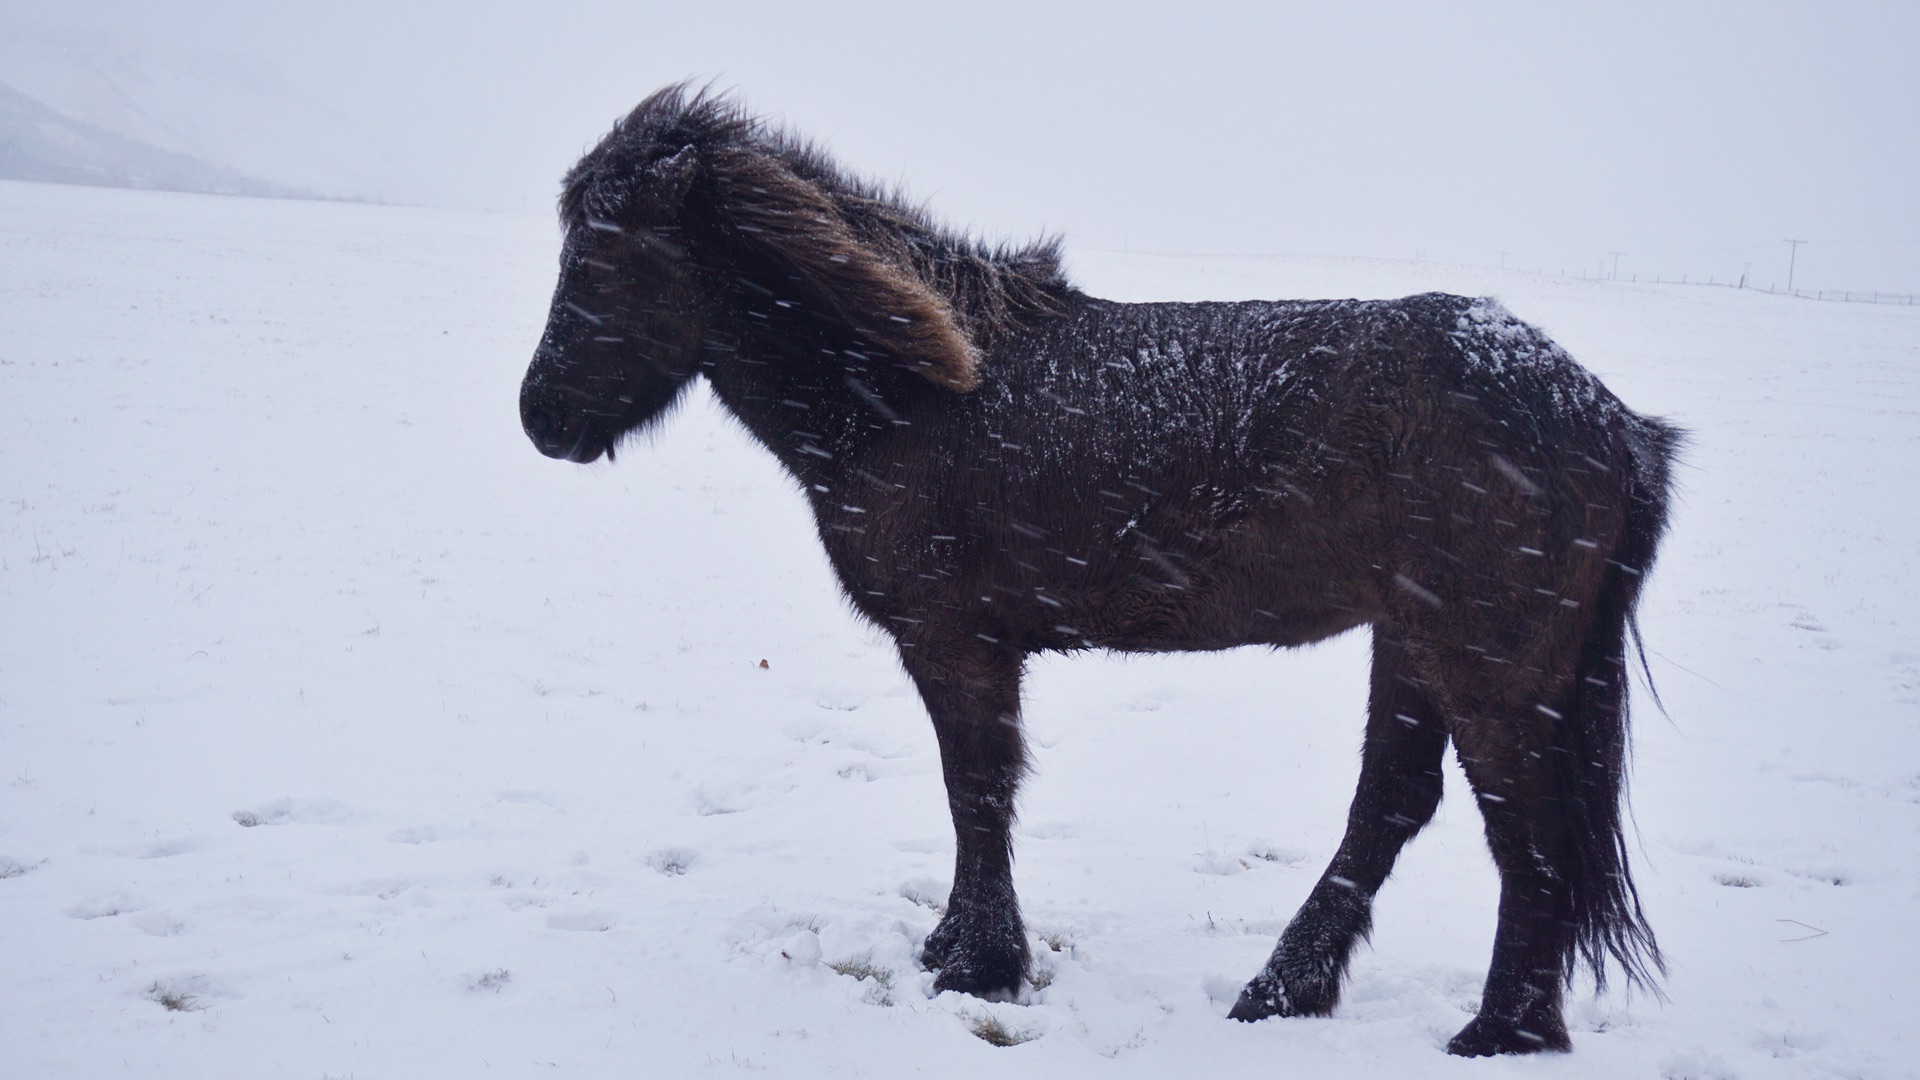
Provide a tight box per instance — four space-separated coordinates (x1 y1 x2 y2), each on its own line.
560 83 1072 391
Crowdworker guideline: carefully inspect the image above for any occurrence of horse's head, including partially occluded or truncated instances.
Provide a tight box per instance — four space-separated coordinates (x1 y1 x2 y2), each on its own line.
525 82 1003 462
520 143 705 463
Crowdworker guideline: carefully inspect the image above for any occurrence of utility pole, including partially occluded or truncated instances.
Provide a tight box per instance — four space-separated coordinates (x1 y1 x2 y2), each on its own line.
1497 250 1510 269
1785 238 1807 292
1606 251 1625 281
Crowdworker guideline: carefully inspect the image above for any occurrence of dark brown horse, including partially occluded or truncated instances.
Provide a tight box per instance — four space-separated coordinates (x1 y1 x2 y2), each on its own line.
519 84 1679 1056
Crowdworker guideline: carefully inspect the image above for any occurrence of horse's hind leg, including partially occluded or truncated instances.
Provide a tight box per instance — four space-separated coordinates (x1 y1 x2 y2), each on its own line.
898 637 1031 1000
1444 716 1575 1055
1231 629 1447 1021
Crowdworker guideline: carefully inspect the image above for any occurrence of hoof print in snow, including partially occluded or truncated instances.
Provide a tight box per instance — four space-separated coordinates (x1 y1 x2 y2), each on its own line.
1787 866 1850 887
66 893 142 920
692 788 745 816
1192 851 1253 876
547 910 615 932
492 789 566 812
132 911 187 937
1658 1050 1740 1080
232 798 354 828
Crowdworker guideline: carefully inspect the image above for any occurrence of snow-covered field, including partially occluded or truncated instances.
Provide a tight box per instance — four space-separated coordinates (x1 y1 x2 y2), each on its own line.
3 178 1916 1078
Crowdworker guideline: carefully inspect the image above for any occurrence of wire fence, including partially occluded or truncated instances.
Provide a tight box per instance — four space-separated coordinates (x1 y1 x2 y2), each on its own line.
1592 270 1919 306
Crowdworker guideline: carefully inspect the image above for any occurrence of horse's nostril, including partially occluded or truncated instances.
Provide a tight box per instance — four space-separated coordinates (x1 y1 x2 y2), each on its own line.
521 384 591 460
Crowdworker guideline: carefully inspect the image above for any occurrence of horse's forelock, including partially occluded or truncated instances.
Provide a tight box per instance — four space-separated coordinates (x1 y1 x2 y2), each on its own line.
560 82 755 226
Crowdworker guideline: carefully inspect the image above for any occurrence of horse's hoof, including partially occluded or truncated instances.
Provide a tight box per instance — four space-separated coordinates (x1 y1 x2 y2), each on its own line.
933 968 1020 1001
1445 1012 1571 1056
1228 974 1291 1021
930 955 1024 1001
1229 957 1343 1021
1228 972 1334 1020
919 927 956 971
921 911 1027 999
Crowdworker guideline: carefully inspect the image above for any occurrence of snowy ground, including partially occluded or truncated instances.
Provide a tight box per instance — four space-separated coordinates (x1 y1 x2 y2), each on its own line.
2 179 1916 1079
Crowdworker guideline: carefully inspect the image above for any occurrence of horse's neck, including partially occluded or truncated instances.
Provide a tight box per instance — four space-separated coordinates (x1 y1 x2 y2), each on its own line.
699 326 874 486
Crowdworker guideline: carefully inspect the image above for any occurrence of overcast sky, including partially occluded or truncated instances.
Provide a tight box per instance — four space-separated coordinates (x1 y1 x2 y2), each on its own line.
5 0 1917 291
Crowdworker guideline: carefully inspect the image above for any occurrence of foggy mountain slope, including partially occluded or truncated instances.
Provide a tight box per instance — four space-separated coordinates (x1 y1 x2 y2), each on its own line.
0 22 399 201
0 80 298 196
0 179 1914 1079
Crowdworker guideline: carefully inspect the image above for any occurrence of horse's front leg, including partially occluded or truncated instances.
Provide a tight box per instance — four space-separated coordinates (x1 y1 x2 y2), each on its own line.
898 635 1030 1000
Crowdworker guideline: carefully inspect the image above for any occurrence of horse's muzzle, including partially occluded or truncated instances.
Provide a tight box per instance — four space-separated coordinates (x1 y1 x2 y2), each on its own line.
520 382 606 463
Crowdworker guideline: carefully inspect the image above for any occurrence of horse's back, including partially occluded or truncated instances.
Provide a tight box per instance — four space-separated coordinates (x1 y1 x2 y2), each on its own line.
943 290 1660 657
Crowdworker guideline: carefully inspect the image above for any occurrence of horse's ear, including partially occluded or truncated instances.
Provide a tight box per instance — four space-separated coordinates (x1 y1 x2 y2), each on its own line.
723 160 979 392
650 145 699 206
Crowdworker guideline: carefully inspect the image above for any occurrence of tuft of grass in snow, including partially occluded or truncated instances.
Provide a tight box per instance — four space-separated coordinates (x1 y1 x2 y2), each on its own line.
468 968 511 992
1245 842 1305 867
899 882 947 916
827 957 885 981
0 857 38 879
1714 873 1760 888
967 1013 1037 1047
828 957 894 1005
147 981 204 1012
646 848 694 876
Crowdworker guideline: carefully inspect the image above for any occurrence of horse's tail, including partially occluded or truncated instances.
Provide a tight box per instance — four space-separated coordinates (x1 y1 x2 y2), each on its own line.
1555 412 1682 993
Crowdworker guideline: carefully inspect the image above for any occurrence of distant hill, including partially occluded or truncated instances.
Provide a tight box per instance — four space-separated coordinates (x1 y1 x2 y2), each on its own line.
0 22 398 203
0 80 304 197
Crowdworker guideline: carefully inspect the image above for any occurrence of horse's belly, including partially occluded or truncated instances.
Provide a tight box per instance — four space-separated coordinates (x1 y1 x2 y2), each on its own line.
1060 577 1371 654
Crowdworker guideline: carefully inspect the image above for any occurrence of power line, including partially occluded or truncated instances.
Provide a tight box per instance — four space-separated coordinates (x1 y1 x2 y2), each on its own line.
1785 238 1807 292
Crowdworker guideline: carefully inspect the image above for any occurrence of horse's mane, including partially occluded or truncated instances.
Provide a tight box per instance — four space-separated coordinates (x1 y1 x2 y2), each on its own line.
561 83 1072 391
